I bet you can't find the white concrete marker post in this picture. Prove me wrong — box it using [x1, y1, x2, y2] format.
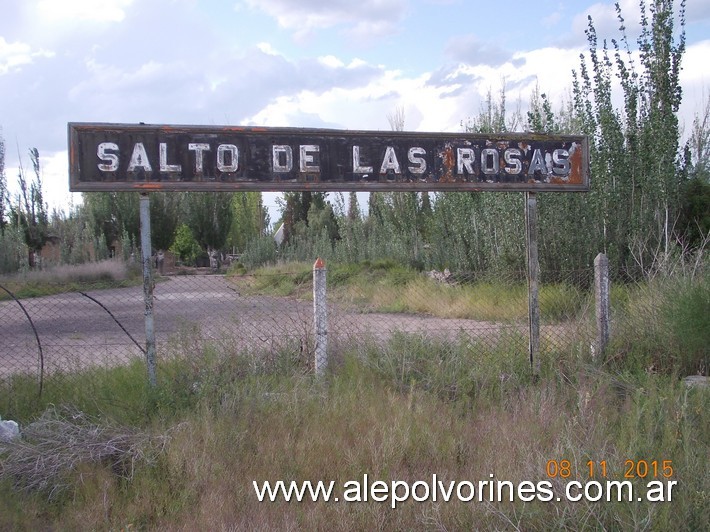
[313, 257, 328, 376]
[594, 252, 611, 362]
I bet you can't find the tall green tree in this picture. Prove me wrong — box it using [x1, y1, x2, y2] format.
[11, 148, 49, 267]
[149, 192, 182, 251]
[678, 93, 710, 249]
[572, 0, 687, 275]
[347, 191, 361, 221]
[227, 192, 269, 252]
[83, 191, 183, 255]
[83, 192, 140, 248]
[280, 191, 332, 244]
[185, 192, 234, 251]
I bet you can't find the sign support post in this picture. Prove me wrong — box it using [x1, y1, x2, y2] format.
[139, 193, 157, 387]
[525, 192, 541, 379]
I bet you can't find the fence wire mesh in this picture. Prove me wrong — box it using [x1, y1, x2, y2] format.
[1, 263, 605, 396]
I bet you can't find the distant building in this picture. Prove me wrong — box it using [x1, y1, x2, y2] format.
[273, 223, 285, 246]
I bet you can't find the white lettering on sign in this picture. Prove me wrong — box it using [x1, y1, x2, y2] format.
[352, 146, 373, 174]
[273, 145, 293, 173]
[481, 148, 499, 176]
[552, 149, 570, 177]
[217, 144, 239, 172]
[299, 145, 320, 172]
[97, 142, 119, 172]
[528, 148, 546, 176]
[504, 148, 522, 175]
[379, 146, 401, 175]
[408, 147, 426, 175]
[188, 143, 210, 175]
[457, 148, 475, 174]
[127, 142, 152, 172]
[91, 139, 575, 182]
[159, 142, 182, 173]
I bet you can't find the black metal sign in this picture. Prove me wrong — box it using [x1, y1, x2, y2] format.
[69, 123, 589, 192]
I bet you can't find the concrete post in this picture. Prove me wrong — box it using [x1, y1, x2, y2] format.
[139, 194, 157, 387]
[313, 257, 328, 376]
[525, 192, 541, 378]
[594, 252, 610, 362]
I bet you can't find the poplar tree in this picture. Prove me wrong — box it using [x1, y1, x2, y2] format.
[572, 0, 686, 275]
[12, 148, 49, 266]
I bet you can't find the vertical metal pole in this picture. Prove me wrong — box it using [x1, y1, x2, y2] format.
[313, 257, 328, 376]
[139, 193, 157, 387]
[525, 192, 541, 379]
[594, 252, 610, 362]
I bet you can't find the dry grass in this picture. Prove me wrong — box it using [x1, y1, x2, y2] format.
[0, 259, 129, 284]
[0, 259, 136, 300]
[0, 406, 165, 499]
[1, 266, 707, 530]
[2, 336, 707, 530]
[230, 261, 588, 323]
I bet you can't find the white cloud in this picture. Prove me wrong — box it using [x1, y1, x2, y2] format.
[445, 35, 513, 67]
[0, 37, 54, 75]
[678, 39, 710, 137]
[318, 55, 345, 68]
[37, 0, 134, 23]
[244, 0, 407, 40]
[257, 42, 280, 56]
[570, 0, 642, 41]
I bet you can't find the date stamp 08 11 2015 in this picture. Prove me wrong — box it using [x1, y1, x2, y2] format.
[545, 459, 677, 503]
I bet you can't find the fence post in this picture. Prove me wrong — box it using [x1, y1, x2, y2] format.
[594, 252, 611, 362]
[313, 257, 328, 376]
[525, 192, 541, 379]
[139, 193, 157, 387]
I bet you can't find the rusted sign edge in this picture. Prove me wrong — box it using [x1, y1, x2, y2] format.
[68, 122, 590, 193]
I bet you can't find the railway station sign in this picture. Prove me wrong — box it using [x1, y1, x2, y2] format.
[69, 123, 589, 192]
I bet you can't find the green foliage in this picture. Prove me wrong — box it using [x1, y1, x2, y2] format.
[571, 0, 687, 276]
[169, 224, 201, 265]
[665, 275, 710, 374]
[83, 191, 140, 249]
[347, 191, 360, 220]
[608, 264, 709, 375]
[239, 234, 277, 269]
[677, 176, 710, 250]
[10, 148, 49, 262]
[1, 332, 707, 530]
[226, 192, 268, 252]
[0, 225, 28, 273]
[184, 192, 233, 251]
[149, 192, 182, 251]
[82, 192, 181, 257]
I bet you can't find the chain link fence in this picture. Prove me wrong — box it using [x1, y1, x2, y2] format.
[1, 262, 611, 395]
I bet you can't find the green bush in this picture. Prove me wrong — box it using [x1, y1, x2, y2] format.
[664, 275, 710, 375]
[608, 270, 709, 375]
[169, 224, 201, 265]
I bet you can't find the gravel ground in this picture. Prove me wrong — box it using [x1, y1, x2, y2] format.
[1, 275, 568, 378]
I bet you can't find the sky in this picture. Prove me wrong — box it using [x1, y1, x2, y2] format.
[1, 0, 709, 223]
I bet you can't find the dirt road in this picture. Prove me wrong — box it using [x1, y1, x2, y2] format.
[0, 275, 525, 377]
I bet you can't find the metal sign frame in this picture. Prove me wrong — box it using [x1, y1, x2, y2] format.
[68, 122, 589, 193]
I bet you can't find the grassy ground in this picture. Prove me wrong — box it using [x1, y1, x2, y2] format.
[1, 337, 707, 530]
[1, 262, 707, 530]
[0, 260, 141, 301]
[228, 260, 590, 323]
